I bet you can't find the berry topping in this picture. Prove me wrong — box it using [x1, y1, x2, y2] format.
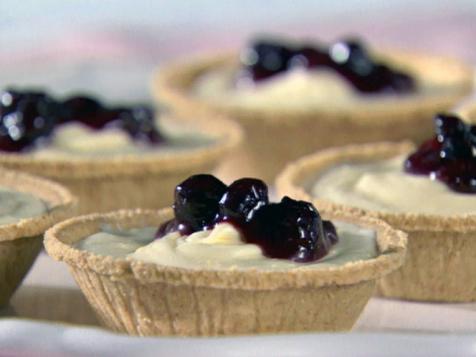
[404, 138, 442, 174]
[249, 197, 330, 262]
[62, 96, 105, 127]
[241, 41, 293, 81]
[157, 175, 338, 262]
[322, 219, 339, 244]
[173, 174, 228, 233]
[218, 178, 268, 223]
[0, 88, 164, 152]
[240, 37, 415, 94]
[0, 89, 59, 151]
[404, 113, 476, 193]
[117, 106, 164, 144]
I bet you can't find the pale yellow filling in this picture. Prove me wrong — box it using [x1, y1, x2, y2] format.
[31, 122, 213, 159]
[76, 222, 377, 271]
[312, 155, 476, 215]
[0, 186, 48, 225]
[192, 65, 442, 112]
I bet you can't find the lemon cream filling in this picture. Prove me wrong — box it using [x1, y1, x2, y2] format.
[0, 186, 48, 225]
[31, 122, 213, 158]
[312, 155, 475, 215]
[76, 222, 377, 270]
[192, 66, 443, 111]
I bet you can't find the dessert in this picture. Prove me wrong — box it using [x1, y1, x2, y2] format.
[44, 174, 406, 336]
[0, 168, 74, 306]
[276, 115, 476, 301]
[153, 36, 473, 181]
[0, 88, 242, 213]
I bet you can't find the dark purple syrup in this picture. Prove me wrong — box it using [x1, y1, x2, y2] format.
[157, 175, 338, 263]
[405, 113, 476, 194]
[0, 88, 164, 152]
[240, 38, 416, 94]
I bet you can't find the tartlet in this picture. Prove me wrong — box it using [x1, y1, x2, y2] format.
[0, 113, 242, 214]
[153, 42, 473, 182]
[44, 207, 405, 336]
[0, 168, 74, 306]
[276, 141, 476, 302]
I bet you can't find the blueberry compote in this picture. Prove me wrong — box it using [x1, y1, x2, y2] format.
[0, 88, 164, 152]
[404, 113, 476, 193]
[240, 37, 415, 94]
[157, 174, 338, 262]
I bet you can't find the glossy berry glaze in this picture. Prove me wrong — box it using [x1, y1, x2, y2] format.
[240, 38, 416, 94]
[0, 88, 164, 152]
[405, 114, 476, 193]
[157, 174, 338, 262]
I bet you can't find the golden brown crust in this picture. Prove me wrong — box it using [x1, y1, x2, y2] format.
[153, 51, 473, 181]
[276, 141, 476, 232]
[0, 168, 75, 241]
[44, 208, 406, 290]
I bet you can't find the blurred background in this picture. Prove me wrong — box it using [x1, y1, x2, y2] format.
[1, 0, 475, 102]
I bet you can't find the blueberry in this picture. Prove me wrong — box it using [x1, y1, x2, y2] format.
[334, 40, 415, 93]
[242, 40, 293, 81]
[293, 45, 330, 68]
[62, 96, 121, 129]
[156, 218, 198, 238]
[0, 89, 59, 151]
[387, 70, 416, 93]
[434, 113, 467, 140]
[173, 174, 227, 232]
[249, 196, 329, 262]
[0, 89, 166, 152]
[63, 96, 103, 121]
[333, 40, 374, 76]
[470, 125, 476, 146]
[156, 218, 178, 238]
[434, 114, 473, 160]
[322, 220, 338, 244]
[218, 178, 268, 224]
[404, 138, 442, 175]
[117, 105, 164, 144]
[158, 174, 340, 261]
[240, 37, 415, 93]
[405, 113, 476, 194]
[437, 159, 476, 193]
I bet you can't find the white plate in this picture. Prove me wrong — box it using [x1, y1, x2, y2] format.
[0, 318, 475, 357]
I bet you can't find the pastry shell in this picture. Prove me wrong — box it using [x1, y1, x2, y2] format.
[276, 141, 476, 302]
[0, 168, 75, 306]
[44, 208, 406, 336]
[153, 51, 473, 182]
[0, 115, 242, 214]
